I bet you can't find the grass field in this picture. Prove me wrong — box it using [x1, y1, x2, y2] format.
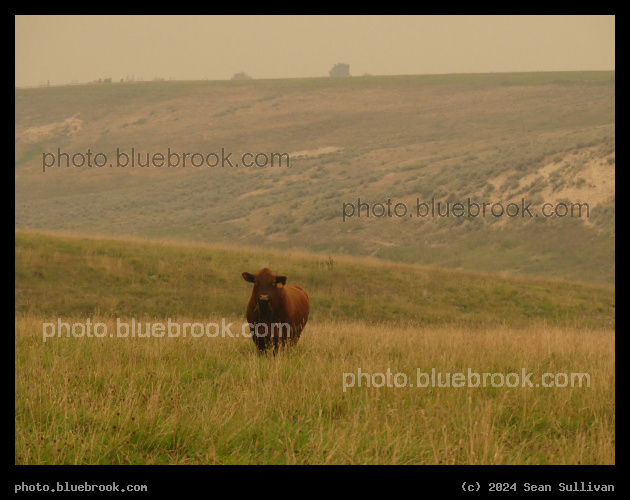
[15, 231, 615, 464]
[15, 319, 614, 465]
[15, 71, 614, 465]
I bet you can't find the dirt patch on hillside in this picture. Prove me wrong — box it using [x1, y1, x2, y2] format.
[289, 146, 342, 158]
[237, 188, 271, 200]
[519, 148, 615, 207]
[21, 115, 83, 143]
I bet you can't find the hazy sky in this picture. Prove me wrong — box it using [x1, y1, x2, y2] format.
[15, 15, 614, 87]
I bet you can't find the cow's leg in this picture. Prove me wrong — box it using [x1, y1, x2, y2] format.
[252, 326, 268, 354]
[272, 332, 280, 354]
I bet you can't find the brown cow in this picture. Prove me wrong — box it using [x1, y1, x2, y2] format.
[242, 268, 309, 354]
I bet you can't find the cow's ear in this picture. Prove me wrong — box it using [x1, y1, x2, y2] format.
[275, 275, 287, 286]
[242, 272, 255, 283]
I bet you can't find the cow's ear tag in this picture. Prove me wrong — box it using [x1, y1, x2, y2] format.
[276, 282, 283, 288]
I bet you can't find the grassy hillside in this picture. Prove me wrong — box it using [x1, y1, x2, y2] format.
[15, 231, 614, 329]
[15, 72, 615, 284]
[15, 231, 615, 464]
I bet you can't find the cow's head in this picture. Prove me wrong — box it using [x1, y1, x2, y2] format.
[242, 268, 287, 307]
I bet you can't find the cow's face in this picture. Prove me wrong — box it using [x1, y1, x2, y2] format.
[242, 268, 287, 306]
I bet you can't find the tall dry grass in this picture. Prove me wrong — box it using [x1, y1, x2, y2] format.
[15, 314, 614, 464]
